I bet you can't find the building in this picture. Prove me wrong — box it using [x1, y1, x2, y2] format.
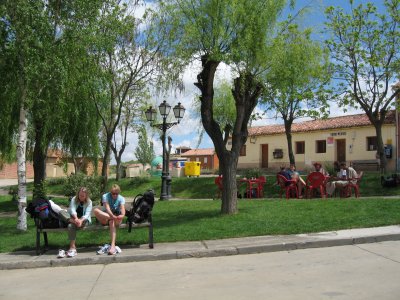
[237, 111, 398, 172]
[181, 148, 219, 170]
[0, 149, 104, 179]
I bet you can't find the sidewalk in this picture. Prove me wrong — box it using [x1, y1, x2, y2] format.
[1, 225, 399, 270]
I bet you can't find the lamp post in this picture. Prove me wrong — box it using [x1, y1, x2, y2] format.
[145, 100, 185, 200]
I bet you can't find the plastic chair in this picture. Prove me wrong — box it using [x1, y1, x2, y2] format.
[305, 172, 327, 198]
[214, 176, 223, 199]
[276, 174, 298, 199]
[257, 176, 267, 198]
[344, 171, 363, 198]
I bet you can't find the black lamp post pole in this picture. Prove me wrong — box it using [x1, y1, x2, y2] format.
[145, 100, 185, 201]
[160, 116, 169, 200]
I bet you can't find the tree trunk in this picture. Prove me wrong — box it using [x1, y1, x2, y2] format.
[16, 105, 27, 231]
[284, 120, 295, 165]
[115, 157, 121, 181]
[220, 153, 239, 214]
[33, 123, 47, 198]
[101, 135, 112, 192]
[374, 122, 387, 173]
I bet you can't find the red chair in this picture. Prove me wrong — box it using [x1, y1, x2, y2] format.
[257, 176, 267, 198]
[276, 174, 298, 199]
[214, 176, 223, 199]
[305, 172, 327, 198]
[344, 171, 363, 198]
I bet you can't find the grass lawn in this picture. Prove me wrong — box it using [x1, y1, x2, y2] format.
[0, 171, 399, 253]
[1, 194, 400, 253]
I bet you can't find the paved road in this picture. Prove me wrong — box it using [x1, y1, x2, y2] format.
[1, 240, 399, 300]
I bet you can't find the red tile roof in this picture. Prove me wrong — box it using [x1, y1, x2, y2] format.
[181, 148, 215, 156]
[249, 110, 396, 136]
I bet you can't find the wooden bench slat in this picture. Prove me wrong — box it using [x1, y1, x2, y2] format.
[39, 222, 151, 232]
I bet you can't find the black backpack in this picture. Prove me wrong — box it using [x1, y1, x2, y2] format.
[26, 198, 65, 228]
[126, 190, 155, 226]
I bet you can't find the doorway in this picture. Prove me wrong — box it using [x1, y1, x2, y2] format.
[261, 144, 268, 168]
[336, 139, 346, 163]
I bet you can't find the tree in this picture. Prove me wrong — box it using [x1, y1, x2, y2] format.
[134, 125, 155, 172]
[325, 0, 400, 172]
[261, 25, 331, 165]
[0, 0, 105, 229]
[157, 0, 290, 214]
[89, 1, 173, 189]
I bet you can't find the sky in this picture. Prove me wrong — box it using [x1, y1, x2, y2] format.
[115, 0, 390, 164]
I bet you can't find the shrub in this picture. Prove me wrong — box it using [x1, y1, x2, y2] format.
[130, 176, 151, 187]
[243, 168, 262, 179]
[46, 177, 67, 186]
[63, 173, 102, 202]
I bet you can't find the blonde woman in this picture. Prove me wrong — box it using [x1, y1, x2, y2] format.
[58, 187, 92, 258]
[94, 184, 126, 255]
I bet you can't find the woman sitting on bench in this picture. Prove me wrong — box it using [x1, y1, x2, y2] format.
[94, 184, 126, 255]
[58, 187, 93, 258]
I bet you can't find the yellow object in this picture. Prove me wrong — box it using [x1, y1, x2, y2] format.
[184, 161, 201, 177]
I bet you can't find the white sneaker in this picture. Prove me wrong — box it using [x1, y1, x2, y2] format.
[66, 249, 77, 258]
[115, 246, 122, 254]
[97, 244, 110, 255]
[57, 249, 65, 258]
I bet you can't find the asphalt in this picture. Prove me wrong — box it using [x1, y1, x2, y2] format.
[1, 225, 400, 270]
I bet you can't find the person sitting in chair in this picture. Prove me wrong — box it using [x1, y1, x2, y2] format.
[287, 164, 305, 198]
[312, 162, 329, 177]
[326, 162, 358, 197]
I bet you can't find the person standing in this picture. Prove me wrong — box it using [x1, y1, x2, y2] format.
[93, 184, 126, 255]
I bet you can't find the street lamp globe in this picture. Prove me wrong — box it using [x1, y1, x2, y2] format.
[145, 106, 156, 122]
[173, 102, 185, 123]
[158, 100, 171, 117]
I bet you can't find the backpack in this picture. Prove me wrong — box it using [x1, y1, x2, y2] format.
[26, 198, 65, 228]
[126, 190, 155, 226]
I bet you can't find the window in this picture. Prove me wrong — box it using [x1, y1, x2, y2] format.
[295, 141, 305, 154]
[367, 136, 377, 151]
[316, 140, 326, 153]
[240, 145, 246, 156]
[204, 157, 208, 163]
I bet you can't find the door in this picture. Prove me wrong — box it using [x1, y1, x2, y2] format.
[336, 139, 346, 162]
[261, 144, 268, 168]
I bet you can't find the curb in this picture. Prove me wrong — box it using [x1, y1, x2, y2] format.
[1, 227, 400, 270]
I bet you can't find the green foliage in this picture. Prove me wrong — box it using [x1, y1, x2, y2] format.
[32, 181, 47, 200]
[46, 177, 67, 186]
[325, 0, 400, 109]
[243, 169, 263, 179]
[130, 176, 151, 187]
[63, 173, 103, 202]
[134, 125, 155, 168]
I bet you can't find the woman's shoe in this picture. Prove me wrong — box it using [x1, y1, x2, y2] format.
[108, 248, 117, 255]
[66, 249, 77, 258]
[57, 249, 66, 258]
[97, 244, 110, 255]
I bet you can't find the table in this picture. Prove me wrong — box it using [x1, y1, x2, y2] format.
[238, 178, 261, 198]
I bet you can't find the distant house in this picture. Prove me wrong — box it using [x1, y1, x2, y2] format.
[175, 146, 191, 155]
[181, 148, 219, 170]
[0, 149, 104, 179]
[237, 110, 398, 172]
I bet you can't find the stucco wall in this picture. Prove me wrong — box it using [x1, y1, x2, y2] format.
[238, 124, 396, 171]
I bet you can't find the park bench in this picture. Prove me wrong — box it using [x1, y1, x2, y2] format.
[34, 205, 153, 255]
[350, 160, 379, 171]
